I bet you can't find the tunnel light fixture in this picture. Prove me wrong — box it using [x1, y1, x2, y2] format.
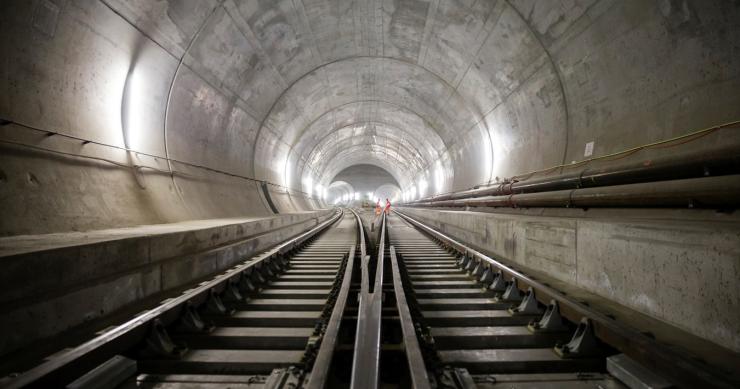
[367, 192, 373, 200]
[315, 183, 323, 199]
[354, 192, 360, 201]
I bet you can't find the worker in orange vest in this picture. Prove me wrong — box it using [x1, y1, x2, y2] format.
[384, 198, 391, 215]
[375, 200, 382, 216]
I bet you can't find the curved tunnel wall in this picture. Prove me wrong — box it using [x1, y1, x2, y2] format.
[330, 164, 400, 203]
[1, 0, 739, 235]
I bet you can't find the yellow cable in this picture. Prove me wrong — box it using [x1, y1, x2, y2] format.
[507, 119, 740, 182]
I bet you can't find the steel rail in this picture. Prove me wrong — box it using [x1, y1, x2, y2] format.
[306, 243, 357, 389]
[4, 210, 344, 389]
[388, 246, 431, 389]
[348, 209, 369, 293]
[350, 212, 386, 389]
[394, 209, 738, 389]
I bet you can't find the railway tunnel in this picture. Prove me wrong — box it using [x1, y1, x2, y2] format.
[1, 0, 739, 387]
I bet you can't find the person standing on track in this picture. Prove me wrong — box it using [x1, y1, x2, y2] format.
[384, 198, 391, 215]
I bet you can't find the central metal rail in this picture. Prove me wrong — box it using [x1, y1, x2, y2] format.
[350, 211, 385, 389]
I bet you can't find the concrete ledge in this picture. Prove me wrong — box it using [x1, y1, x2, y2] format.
[398, 207, 740, 353]
[0, 210, 334, 357]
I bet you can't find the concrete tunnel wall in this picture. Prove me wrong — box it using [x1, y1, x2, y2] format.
[1, 1, 739, 236]
[331, 165, 401, 202]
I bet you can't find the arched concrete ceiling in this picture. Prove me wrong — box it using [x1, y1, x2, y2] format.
[147, 0, 572, 195]
[58, 0, 739, 198]
[326, 180, 354, 205]
[331, 164, 399, 191]
[255, 55, 490, 192]
[2, 0, 738, 234]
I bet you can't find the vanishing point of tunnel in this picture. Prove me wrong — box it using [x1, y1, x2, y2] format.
[0, 1, 739, 388]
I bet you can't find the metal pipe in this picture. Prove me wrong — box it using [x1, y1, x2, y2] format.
[414, 174, 740, 209]
[413, 145, 740, 205]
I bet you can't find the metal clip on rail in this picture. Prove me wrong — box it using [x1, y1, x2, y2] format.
[528, 300, 569, 333]
[509, 287, 543, 316]
[555, 318, 605, 358]
[175, 302, 214, 334]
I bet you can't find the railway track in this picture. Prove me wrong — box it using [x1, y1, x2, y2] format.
[2, 208, 738, 388]
[386, 211, 739, 389]
[386, 214, 619, 388]
[1, 210, 359, 388]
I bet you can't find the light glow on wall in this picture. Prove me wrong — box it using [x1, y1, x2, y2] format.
[354, 192, 360, 200]
[418, 177, 428, 199]
[122, 66, 144, 150]
[304, 176, 313, 197]
[406, 185, 416, 200]
[283, 158, 291, 189]
[434, 161, 444, 193]
[482, 128, 493, 184]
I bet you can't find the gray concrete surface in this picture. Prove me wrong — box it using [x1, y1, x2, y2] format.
[0, 0, 738, 368]
[329, 164, 401, 204]
[0, 210, 333, 357]
[398, 207, 740, 353]
[2, 0, 739, 234]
